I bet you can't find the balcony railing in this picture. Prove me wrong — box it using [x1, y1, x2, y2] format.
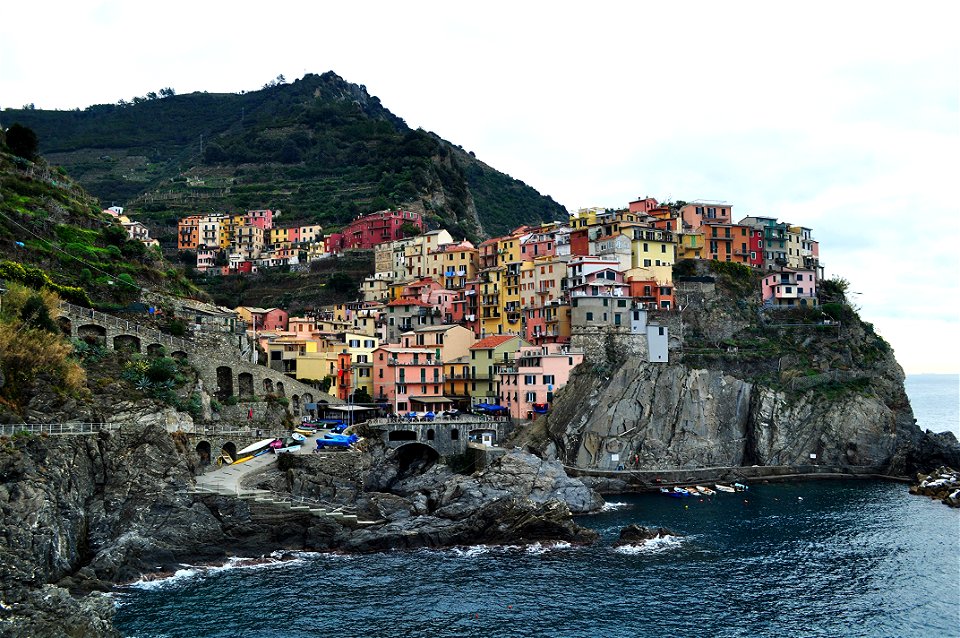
[387, 359, 443, 366]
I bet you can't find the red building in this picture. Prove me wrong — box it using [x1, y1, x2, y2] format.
[326, 209, 425, 252]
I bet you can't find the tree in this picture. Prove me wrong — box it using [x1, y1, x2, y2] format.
[327, 272, 355, 294]
[159, 87, 175, 98]
[400, 221, 421, 237]
[5, 123, 39, 161]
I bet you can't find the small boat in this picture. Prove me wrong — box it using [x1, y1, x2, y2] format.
[232, 455, 255, 465]
[215, 454, 234, 468]
[273, 444, 302, 454]
[268, 439, 284, 449]
[236, 438, 278, 457]
[671, 487, 692, 497]
[293, 427, 316, 436]
[734, 482, 750, 492]
[290, 432, 307, 443]
[715, 484, 736, 493]
[697, 485, 716, 496]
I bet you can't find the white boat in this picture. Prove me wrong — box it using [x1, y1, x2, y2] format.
[715, 484, 736, 493]
[273, 444, 302, 454]
[697, 485, 716, 495]
[236, 437, 278, 457]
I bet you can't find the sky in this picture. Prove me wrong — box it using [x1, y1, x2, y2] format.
[2, 1, 958, 374]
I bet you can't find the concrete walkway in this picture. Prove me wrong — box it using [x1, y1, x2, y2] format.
[195, 430, 320, 495]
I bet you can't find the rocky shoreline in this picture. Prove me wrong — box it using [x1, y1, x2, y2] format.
[2, 420, 958, 638]
[909, 466, 960, 508]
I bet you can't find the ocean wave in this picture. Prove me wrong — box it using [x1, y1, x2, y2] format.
[125, 553, 306, 589]
[451, 545, 494, 557]
[525, 541, 573, 555]
[600, 501, 630, 512]
[613, 535, 684, 555]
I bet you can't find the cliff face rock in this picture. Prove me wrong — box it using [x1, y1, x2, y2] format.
[527, 357, 915, 472]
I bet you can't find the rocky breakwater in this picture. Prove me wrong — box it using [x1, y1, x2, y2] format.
[613, 524, 682, 548]
[909, 467, 960, 508]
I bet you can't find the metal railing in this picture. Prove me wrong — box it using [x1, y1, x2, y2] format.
[0, 422, 124, 436]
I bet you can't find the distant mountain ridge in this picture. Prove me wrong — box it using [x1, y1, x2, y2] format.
[4, 72, 566, 244]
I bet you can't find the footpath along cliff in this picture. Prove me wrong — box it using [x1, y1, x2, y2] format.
[515, 261, 959, 481]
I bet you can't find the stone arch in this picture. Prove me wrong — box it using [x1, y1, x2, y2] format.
[196, 440, 211, 465]
[113, 334, 141, 353]
[276, 381, 285, 397]
[263, 378, 274, 394]
[388, 430, 417, 442]
[291, 394, 300, 416]
[222, 441, 237, 460]
[301, 392, 313, 406]
[426, 428, 435, 441]
[392, 442, 440, 474]
[450, 428, 460, 441]
[77, 324, 107, 346]
[237, 372, 254, 398]
[57, 316, 72, 337]
[216, 366, 234, 401]
[171, 350, 188, 361]
[147, 343, 166, 357]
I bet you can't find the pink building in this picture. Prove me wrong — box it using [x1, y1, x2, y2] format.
[680, 202, 733, 231]
[245, 209, 275, 230]
[628, 197, 659, 214]
[250, 307, 289, 331]
[326, 209, 425, 253]
[520, 231, 557, 261]
[373, 346, 450, 414]
[498, 344, 584, 419]
[761, 269, 817, 308]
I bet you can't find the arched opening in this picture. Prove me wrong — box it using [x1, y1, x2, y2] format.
[301, 392, 313, 405]
[276, 381, 285, 397]
[113, 334, 141, 353]
[195, 440, 211, 465]
[77, 324, 107, 347]
[450, 428, 459, 441]
[291, 394, 300, 416]
[147, 343, 166, 357]
[426, 428, 435, 441]
[222, 441, 237, 460]
[171, 350, 188, 361]
[263, 378, 274, 394]
[216, 366, 234, 401]
[393, 442, 440, 475]
[237, 372, 254, 398]
[388, 430, 417, 442]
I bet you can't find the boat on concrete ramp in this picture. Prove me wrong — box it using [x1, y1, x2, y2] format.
[236, 438, 278, 457]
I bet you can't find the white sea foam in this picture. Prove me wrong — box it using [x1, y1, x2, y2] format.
[125, 553, 305, 589]
[600, 501, 629, 512]
[451, 545, 493, 558]
[613, 534, 684, 555]
[525, 541, 573, 555]
[127, 567, 202, 590]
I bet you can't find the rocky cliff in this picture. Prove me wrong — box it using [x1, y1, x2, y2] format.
[516, 263, 952, 477]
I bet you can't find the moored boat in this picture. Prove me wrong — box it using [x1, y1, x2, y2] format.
[697, 485, 716, 496]
[232, 454, 255, 465]
[273, 444, 302, 454]
[734, 482, 749, 492]
[715, 484, 736, 493]
[290, 432, 307, 443]
[236, 438, 278, 457]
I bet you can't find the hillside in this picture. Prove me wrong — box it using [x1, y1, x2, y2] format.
[0, 147, 197, 306]
[4, 72, 567, 245]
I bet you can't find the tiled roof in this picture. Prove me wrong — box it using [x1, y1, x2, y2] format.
[470, 335, 517, 350]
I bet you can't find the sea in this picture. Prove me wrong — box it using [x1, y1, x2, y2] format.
[115, 375, 960, 638]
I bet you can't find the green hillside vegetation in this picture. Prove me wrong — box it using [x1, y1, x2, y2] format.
[5, 72, 567, 244]
[0, 147, 198, 307]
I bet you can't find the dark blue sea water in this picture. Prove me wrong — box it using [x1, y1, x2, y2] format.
[905, 374, 959, 438]
[115, 376, 960, 638]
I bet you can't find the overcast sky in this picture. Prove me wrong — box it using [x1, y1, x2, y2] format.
[2, 1, 958, 374]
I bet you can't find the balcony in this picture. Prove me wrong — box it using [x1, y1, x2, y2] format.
[507, 312, 521, 323]
[387, 358, 443, 366]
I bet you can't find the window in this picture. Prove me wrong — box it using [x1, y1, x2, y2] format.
[617, 299, 627, 307]
[543, 375, 555, 385]
[643, 259, 651, 267]
[586, 312, 594, 321]
[797, 274, 804, 281]
[524, 375, 536, 384]
[526, 392, 537, 402]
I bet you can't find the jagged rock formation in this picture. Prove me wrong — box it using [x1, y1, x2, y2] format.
[613, 524, 680, 547]
[0, 428, 600, 636]
[516, 265, 951, 476]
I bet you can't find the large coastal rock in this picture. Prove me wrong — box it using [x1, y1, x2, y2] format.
[343, 450, 601, 552]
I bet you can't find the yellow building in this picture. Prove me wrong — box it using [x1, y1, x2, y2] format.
[468, 334, 531, 407]
[628, 227, 676, 269]
[676, 230, 704, 260]
[479, 268, 505, 336]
